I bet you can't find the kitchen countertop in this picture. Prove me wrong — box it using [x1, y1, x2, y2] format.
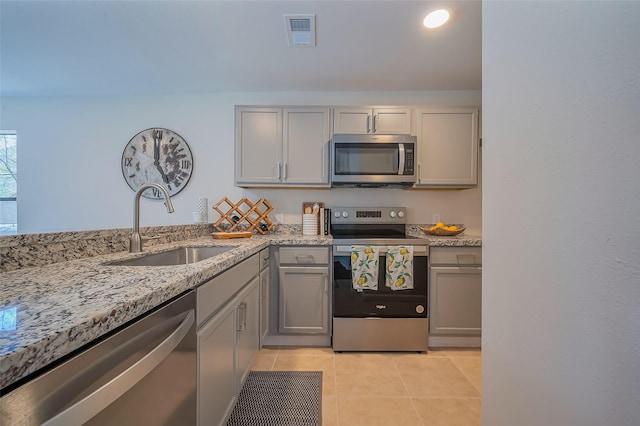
[0, 232, 480, 391]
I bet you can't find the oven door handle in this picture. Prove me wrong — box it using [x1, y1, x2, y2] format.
[42, 310, 195, 426]
[334, 245, 428, 256]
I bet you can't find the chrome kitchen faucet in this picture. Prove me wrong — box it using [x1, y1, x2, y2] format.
[130, 183, 174, 253]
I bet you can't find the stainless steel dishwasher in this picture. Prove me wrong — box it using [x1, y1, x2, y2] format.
[0, 290, 196, 425]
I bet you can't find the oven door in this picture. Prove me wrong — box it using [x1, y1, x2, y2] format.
[332, 245, 428, 318]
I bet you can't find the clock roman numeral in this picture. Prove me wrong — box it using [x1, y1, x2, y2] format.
[151, 187, 161, 198]
[181, 160, 192, 169]
[124, 157, 133, 167]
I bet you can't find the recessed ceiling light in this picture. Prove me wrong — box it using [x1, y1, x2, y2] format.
[423, 9, 450, 29]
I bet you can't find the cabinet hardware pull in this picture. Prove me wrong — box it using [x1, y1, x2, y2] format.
[295, 254, 315, 262]
[372, 114, 377, 133]
[237, 303, 247, 333]
[456, 254, 477, 263]
[366, 115, 371, 133]
[277, 162, 282, 180]
[283, 162, 287, 180]
[243, 302, 248, 330]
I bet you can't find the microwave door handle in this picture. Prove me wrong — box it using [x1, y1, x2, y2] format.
[398, 144, 405, 175]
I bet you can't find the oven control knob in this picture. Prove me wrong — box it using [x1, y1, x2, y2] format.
[334, 211, 341, 218]
[389, 211, 396, 218]
[342, 211, 349, 218]
[416, 305, 425, 314]
[397, 211, 405, 218]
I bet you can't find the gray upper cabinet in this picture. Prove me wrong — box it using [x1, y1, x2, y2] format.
[235, 106, 330, 187]
[333, 107, 412, 135]
[416, 108, 479, 188]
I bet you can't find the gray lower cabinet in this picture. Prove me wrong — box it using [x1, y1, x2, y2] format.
[197, 299, 237, 426]
[235, 278, 260, 387]
[196, 254, 260, 426]
[278, 247, 330, 334]
[429, 247, 482, 336]
[259, 248, 270, 346]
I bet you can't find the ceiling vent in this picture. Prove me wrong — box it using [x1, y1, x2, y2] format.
[284, 14, 316, 47]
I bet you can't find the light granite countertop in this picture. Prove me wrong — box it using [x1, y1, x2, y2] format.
[0, 232, 480, 391]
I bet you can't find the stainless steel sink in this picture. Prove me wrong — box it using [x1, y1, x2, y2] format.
[108, 246, 237, 266]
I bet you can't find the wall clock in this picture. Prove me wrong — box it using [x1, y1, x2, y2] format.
[121, 128, 194, 199]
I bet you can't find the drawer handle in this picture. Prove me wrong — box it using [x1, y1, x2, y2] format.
[295, 254, 315, 262]
[456, 254, 477, 263]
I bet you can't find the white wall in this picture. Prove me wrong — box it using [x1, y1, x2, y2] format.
[2, 90, 481, 234]
[483, 2, 640, 425]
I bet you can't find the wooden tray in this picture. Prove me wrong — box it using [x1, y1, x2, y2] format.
[211, 231, 253, 239]
[418, 225, 466, 236]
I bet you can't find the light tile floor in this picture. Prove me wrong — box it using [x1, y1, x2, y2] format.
[251, 346, 481, 426]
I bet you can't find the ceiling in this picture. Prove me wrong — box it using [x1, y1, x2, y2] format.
[0, 0, 482, 97]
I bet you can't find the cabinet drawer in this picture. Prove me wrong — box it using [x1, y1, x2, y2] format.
[430, 247, 482, 266]
[197, 253, 259, 326]
[279, 247, 329, 265]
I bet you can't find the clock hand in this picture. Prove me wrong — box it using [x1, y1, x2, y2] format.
[156, 164, 170, 184]
[153, 135, 160, 166]
[151, 131, 169, 184]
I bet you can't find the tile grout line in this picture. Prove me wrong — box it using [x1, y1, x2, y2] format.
[448, 353, 482, 396]
[331, 351, 340, 426]
[393, 354, 428, 426]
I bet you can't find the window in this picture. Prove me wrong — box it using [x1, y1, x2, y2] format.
[0, 132, 17, 235]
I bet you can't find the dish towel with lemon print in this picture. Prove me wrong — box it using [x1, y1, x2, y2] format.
[385, 246, 414, 291]
[351, 246, 379, 291]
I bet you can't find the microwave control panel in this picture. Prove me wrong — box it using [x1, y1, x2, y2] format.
[404, 147, 415, 175]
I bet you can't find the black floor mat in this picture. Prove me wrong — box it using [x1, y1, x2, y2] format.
[226, 371, 322, 426]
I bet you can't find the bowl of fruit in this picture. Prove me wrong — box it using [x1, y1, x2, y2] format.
[418, 222, 466, 236]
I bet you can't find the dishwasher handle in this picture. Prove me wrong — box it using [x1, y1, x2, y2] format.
[42, 309, 195, 426]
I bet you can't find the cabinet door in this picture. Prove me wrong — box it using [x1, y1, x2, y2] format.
[429, 266, 482, 336]
[333, 107, 373, 134]
[197, 301, 237, 426]
[282, 107, 331, 186]
[279, 266, 329, 334]
[235, 107, 283, 185]
[259, 266, 270, 346]
[333, 107, 412, 134]
[236, 277, 260, 388]
[416, 108, 479, 187]
[373, 108, 412, 134]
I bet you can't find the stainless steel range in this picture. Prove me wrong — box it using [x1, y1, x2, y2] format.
[331, 207, 429, 352]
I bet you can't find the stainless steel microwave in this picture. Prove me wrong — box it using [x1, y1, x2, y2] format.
[330, 134, 417, 187]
